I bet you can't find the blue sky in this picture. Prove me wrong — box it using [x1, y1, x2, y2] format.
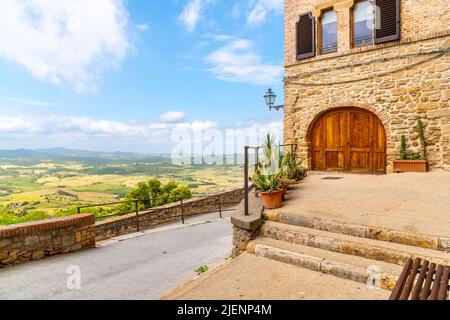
[0, 0, 284, 153]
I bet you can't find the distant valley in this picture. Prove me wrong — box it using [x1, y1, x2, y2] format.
[0, 148, 244, 225]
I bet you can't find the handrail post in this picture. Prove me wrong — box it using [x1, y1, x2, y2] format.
[181, 199, 185, 224]
[254, 147, 259, 174]
[135, 200, 140, 232]
[77, 207, 81, 214]
[244, 146, 249, 216]
[218, 196, 222, 219]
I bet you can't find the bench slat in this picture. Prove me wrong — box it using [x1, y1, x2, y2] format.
[429, 265, 443, 300]
[400, 258, 421, 300]
[437, 266, 449, 301]
[389, 258, 413, 300]
[411, 259, 429, 300]
[420, 263, 436, 300]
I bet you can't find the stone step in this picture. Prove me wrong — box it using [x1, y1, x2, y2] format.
[261, 221, 450, 267]
[248, 237, 401, 291]
[267, 211, 450, 252]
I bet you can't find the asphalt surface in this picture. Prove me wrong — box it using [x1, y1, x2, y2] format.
[0, 212, 233, 300]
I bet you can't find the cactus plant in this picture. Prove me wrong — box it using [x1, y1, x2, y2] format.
[400, 135, 406, 160]
[417, 119, 427, 160]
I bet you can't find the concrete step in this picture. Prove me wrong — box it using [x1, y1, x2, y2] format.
[261, 221, 450, 266]
[267, 211, 450, 252]
[248, 237, 402, 290]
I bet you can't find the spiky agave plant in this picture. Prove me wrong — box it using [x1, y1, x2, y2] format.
[260, 133, 281, 174]
[281, 152, 307, 181]
[249, 170, 283, 193]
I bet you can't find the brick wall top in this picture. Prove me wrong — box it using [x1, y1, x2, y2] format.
[0, 214, 94, 238]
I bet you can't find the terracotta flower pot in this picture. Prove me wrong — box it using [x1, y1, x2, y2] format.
[260, 189, 283, 209]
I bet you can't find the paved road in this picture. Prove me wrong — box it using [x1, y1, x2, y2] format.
[0, 212, 233, 300]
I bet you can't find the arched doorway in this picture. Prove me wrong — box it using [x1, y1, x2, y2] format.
[310, 107, 386, 174]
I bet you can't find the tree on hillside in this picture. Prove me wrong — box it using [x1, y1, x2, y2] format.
[119, 179, 192, 213]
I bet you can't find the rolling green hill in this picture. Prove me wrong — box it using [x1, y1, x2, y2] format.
[0, 148, 244, 225]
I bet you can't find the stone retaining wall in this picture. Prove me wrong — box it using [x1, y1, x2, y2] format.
[95, 187, 246, 241]
[0, 214, 95, 266]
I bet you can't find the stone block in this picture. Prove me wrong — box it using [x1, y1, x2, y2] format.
[32, 251, 45, 260]
[280, 212, 314, 228]
[0, 250, 9, 261]
[24, 236, 39, 246]
[321, 260, 368, 283]
[0, 238, 11, 248]
[439, 237, 450, 252]
[308, 235, 340, 252]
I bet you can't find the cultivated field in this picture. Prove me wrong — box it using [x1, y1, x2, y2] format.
[0, 152, 244, 225]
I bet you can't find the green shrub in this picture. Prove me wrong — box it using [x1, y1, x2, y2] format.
[195, 265, 209, 275]
[0, 209, 50, 226]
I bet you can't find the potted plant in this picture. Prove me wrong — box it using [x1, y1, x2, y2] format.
[393, 120, 429, 173]
[250, 171, 283, 209]
[281, 152, 307, 183]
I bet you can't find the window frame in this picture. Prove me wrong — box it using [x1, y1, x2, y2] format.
[318, 8, 338, 55]
[351, 0, 376, 49]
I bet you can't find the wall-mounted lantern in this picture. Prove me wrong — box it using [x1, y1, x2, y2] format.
[264, 88, 284, 111]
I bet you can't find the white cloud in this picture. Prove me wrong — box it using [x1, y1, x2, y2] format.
[0, 113, 283, 153]
[159, 111, 187, 123]
[0, 0, 131, 92]
[205, 38, 283, 85]
[135, 23, 149, 31]
[247, 0, 283, 26]
[0, 113, 217, 139]
[178, 0, 213, 32]
[1, 97, 56, 107]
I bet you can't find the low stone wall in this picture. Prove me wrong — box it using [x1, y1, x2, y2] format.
[230, 191, 263, 257]
[95, 187, 246, 241]
[0, 214, 95, 266]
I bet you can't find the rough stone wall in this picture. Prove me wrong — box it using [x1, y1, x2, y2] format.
[284, 0, 450, 172]
[95, 187, 247, 241]
[231, 225, 260, 258]
[0, 214, 95, 266]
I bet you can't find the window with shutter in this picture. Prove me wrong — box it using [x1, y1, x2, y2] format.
[296, 12, 316, 60]
[375, 0, 400, 44]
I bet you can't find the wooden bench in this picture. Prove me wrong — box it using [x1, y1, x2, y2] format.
[389, 258, 449, 300]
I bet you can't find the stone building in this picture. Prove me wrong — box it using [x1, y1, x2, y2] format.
[284, 0, 450, 173]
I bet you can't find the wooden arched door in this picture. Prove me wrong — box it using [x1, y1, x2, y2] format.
[311, 108, 386, 174]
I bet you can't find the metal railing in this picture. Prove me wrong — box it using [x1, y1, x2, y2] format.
[243, 143, 298, 216]
[76, 192, 242, 232]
